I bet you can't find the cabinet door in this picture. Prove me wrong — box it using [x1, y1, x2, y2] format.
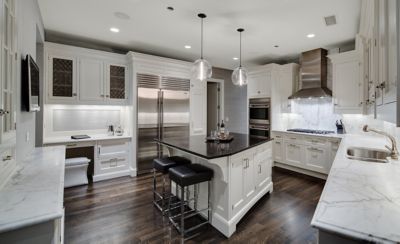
[247, 71, 271, 98]
[333, 60, 363, 113]
[79, 58, 104, 101]
[230, 155, 245, 216]
[256, 145, 272, 189]
[49, 55, 77, 100]
[304, 146, 328, 174]
[190, 80, 206, 135]
[108, 65, 126, 100]
[243, 154, 255, 199]
[383, 0, 397, 104]
[284, 142, 303, 167]
[273, 139, 283, 162]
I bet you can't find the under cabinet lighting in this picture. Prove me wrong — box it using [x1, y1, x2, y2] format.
[233, 57, 239, 60]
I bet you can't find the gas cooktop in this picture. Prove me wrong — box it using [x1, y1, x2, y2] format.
[287, 129, 335, 135]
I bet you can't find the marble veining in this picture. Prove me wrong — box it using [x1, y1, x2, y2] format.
[311, 134, 400, 243]
[0, 146, 66, 233]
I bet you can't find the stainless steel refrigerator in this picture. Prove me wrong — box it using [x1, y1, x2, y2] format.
[137, 74, 190, 174]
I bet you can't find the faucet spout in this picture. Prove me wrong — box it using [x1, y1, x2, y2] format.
[363, 125, 399, 160]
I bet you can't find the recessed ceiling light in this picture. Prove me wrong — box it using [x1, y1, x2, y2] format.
[167, 6, 174, 11]
[110, 27, 120, 33]
[233, 57, 239, 60]
[184, 45, 191, 49]
[307, 33, 315, 38]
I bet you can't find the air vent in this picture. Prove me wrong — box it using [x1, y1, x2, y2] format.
[161, 76, 190, 91]
[324, 15, 337, 26]
[137, 73, 160, 89]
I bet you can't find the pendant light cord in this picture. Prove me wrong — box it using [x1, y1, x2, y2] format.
[201, 17, 204, 59]
[239, 31, 242, 67]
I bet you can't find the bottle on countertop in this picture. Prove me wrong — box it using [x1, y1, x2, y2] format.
[220, 120, 225, 134]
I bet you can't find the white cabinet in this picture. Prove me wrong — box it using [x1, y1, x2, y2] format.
[79, 58, 104, 101]
[284, 142, 303, 167]
[247, 65, 274, 98]
[230, 154, 246, 216]
[45, 42, 128, 105]
[190, 79, 207, 135]
[48, 55, 78, 101]
[94, 139, 130, 182]
[304, 146, 328, 173]
[230, 142, 272, 217]
[329, 51, 364, 114]
[255, 144, 272, 189]
[273, 132, 341, 175]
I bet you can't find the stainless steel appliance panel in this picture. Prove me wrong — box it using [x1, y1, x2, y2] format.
[137, 87, 161, 174]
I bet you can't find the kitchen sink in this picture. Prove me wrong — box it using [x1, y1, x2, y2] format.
[346, 147, 391, 163]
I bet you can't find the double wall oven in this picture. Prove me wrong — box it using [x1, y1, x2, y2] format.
[249, 98, 270, 139]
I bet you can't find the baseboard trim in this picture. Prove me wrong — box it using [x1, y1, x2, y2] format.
[93, 170, 131, 182]
[273, 162, 327, 180]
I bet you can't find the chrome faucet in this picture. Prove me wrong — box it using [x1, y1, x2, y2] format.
[363, 125, 399, 160]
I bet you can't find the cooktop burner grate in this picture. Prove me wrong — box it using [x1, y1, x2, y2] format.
[287, 129, 335, 135]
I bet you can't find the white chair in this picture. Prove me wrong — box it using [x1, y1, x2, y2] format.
[64, 157, 90, 188]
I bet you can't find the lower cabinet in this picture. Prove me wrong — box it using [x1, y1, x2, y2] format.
[230, 142, 272, 217]
[273, 132, 341, 175]
[94, 139, 131, 181]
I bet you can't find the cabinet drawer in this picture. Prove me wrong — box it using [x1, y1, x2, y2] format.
[283, 134, 302, 142]
[97, 156, 128, 173]
[304, 146, 328, 173]
[98, 140, 129, 157]
[303, 136, 328, 147]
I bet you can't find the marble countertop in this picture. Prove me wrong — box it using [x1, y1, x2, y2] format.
[311, 134, 400, 243]
[156, 133, 272, 159]
[272, 129, 344, 139]
[0, 146, 66, 233]
[43, 134, 132, 145]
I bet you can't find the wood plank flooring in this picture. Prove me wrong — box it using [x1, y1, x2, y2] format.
[64, 167, 325, 244]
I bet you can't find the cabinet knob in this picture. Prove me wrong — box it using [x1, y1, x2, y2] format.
[72, 93, 77, 97]
[106, 95, 110, 98]
[257, 91, 260, 94]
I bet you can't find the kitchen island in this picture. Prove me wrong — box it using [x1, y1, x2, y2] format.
[156, 133, 273, 237]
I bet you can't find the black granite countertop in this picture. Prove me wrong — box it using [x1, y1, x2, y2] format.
[155, 133, 272, 159]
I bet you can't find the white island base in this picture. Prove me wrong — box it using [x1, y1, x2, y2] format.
[164, 141, 273, 237]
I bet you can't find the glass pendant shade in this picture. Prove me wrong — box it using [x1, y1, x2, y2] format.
[231, 66, 248, 86]
[191, 58, 212, 81]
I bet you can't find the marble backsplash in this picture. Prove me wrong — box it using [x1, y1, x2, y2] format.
[279, 97, 400, 139]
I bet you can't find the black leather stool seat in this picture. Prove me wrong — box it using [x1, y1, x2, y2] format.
[169, 164, 213, 187]
[153, 156, 191, 174]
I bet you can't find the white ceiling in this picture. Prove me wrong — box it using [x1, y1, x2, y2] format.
[37, 0, 361, 70]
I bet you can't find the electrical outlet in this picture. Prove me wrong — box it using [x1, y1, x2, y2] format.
[25, 132, 29, 142]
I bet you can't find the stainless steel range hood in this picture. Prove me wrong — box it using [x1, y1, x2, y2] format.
[288, 48, 332, 99]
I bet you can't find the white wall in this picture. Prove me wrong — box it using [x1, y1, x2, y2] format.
[16, 0, 45, 159]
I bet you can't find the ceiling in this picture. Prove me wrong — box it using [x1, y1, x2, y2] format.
[37, 0, 361, 70]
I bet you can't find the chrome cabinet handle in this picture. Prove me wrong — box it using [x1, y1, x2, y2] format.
[0, 109, 9, 116]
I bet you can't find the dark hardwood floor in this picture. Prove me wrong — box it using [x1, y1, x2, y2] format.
[64, 168, 325, 244]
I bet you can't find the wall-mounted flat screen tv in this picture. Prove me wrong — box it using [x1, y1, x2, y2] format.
[22, 54, 40, 112]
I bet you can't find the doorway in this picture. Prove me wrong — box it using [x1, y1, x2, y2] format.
[207, 79, 224, 134]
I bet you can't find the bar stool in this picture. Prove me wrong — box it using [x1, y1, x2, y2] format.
[152, 156, 191, 213]
[167, 164, 213, 239]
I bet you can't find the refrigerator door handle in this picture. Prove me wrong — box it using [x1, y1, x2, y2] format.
[160, 90, 164, 138]
[157, 90, 161, 139]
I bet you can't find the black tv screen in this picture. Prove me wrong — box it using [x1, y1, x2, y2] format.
[22, 54, 40, 112]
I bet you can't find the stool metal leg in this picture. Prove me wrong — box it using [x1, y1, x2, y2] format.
[153, 169, 157, 203]
[194, 184, 198, 211]
[208, 181, 211, 223]
[180, 185, 185, 238]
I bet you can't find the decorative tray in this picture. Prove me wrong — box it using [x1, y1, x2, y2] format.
[205, 135, 234, 143]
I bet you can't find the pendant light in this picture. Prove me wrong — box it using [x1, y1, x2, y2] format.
[191, 13, 212, 81]
[232, 28, 248, 86]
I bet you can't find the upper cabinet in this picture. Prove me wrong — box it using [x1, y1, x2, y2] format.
[45, 42, 129, 105]
[329, 51, 364, 114]
[358, 0, 399, 124]
[247, 65, 274, 98]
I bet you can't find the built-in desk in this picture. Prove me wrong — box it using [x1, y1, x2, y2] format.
[156, 133, 273, 237]
[44, 134, 134, 181]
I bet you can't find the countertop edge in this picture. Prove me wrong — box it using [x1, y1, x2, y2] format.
[43, 135, 132, 144]
[156, 137, 273, 160]
[272, 130, 344, 139]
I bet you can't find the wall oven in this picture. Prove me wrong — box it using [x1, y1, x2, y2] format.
[249, 98, 270, 139]
[249, 98, 270, 124]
